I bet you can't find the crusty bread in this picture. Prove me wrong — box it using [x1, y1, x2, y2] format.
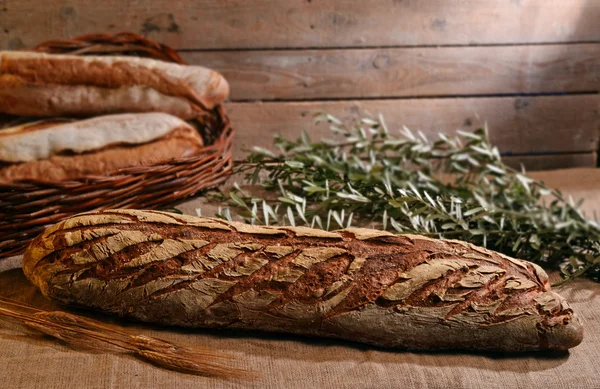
[0, 112, 200, 163]
[0, 80, 196, 119]
[0, 51, 229, 119]
[23, 209, 584, 352]
[0, 113, 204, 183]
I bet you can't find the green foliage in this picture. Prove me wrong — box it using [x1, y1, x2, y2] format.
[211, 113, 600, 283]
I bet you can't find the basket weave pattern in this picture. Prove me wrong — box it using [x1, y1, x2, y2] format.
[0, 33, 233, 258]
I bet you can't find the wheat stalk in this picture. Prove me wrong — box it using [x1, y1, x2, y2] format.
[0, 297, 256, 380]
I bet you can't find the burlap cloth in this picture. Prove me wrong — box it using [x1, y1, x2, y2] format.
[1, 168, 599, 389]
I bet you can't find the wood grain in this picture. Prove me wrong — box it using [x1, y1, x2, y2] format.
[1, 1, 599, 50]
[227, 95, 600, 158]
[184, 44, 600, 100]
[503, 153, 596, 171]
[1, 0, 597, 173]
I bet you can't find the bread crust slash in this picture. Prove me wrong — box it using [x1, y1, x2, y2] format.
[23, 209, 584, 351]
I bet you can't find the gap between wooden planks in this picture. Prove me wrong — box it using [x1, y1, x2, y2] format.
[183, 44, 600, 101]
[226, 95, 600, 159]
[502, 153, 596, 171]
[2, 0, 599, 50]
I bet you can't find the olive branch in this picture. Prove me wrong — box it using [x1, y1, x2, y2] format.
[207, 113, 600, 283]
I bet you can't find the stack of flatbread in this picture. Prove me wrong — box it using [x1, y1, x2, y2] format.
[0, 51, 229, 183]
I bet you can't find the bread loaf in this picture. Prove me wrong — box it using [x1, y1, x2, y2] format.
[0, 51, 229, 119]
[0, 113, 204, 182]
[23, 209, 584, 351]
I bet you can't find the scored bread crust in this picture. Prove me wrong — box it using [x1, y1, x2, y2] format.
[0, 51, 229, 118]
[23, 209, 584, 351]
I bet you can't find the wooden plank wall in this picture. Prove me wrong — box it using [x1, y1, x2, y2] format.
[2, 0, 599, 170]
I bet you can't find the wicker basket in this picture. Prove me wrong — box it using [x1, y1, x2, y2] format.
[0, 33, 233, 258]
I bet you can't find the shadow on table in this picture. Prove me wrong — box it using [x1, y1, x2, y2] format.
[0, 268, 571, 373]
